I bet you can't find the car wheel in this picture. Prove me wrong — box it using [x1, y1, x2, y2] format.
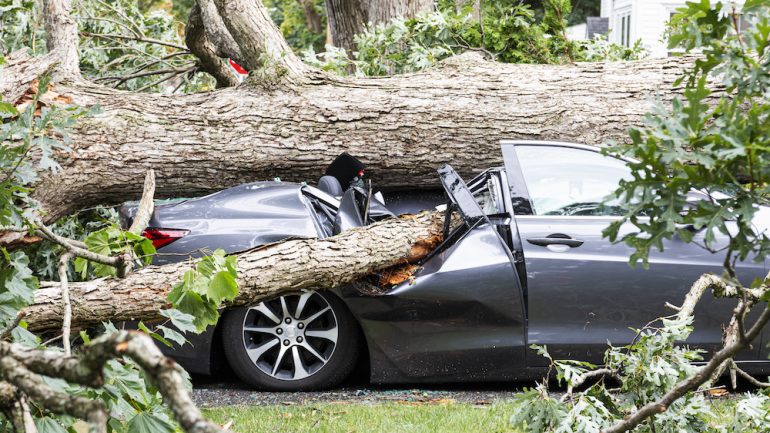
[221, 291, 361, 391]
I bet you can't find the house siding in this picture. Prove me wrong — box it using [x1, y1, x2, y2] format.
[599, 0, 745, 57]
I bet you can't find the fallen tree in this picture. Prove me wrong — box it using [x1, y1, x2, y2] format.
[11, 52, 700, 223]
[0, 0, 705, 225]
[23, 211, 443, 332]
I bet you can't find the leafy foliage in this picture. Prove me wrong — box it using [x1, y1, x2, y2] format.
[0, 76, 95, 227]
[265, 0, 326, 53]
[0, 55, 235, 432]
[1, 0, 214, 93]
[0, 0, 45, 55]
[304, 0, 646, 77]
[0, 249, 37, 330]
[167, 249, 239, 332]
[74, 225, 156, 278]
[27, 206, 120, 281]
[604, 0, 770, 270]
[75, 0, 215, 93]
[511, 319, 728, 433]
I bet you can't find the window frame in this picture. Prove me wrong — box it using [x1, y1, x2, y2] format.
[500, 141, 637, 217]
[615, 7, 632, 47]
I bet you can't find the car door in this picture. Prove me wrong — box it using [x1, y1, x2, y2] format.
[341, 165, 529, 383]
[501, 141, 766, 366]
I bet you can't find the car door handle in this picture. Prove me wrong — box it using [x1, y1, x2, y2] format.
[526, 235, 584, 248]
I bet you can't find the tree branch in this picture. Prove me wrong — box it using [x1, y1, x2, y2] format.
[603, 297, 770, 433]
[35, 223, 119, 267]
[186, 2, 241, 88]
[79, 32, 189, 51]
[128, 169, 156, 234]
[212, 0, 309, 81]
[196, 0, 244, 62]
[58, 252, 74, 356]
[0, 356, 108, 433]
[43, 0, 81, 80]
[1, 332, 226, 433]
[109, 332, 225, 433]
[731, 360, 770, 388]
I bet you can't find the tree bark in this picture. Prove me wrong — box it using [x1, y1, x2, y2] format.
[19, 53, 697, 223]
[212, 0, 308, 78]
[23, 212, 444, 331]
[195, 0, 244, 62]
[325, 0, 435, 52]
[42, 0, 80, 80]
[185, 3, 241, 88]
[0, 49, 60, 103]
[298, 0, 324, 34]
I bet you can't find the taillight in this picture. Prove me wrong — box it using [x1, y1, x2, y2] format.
[142, 228, 189, 249]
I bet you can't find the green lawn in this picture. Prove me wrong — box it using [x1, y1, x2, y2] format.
[203, 401, 520, 433]
[202, 396, 740, 433]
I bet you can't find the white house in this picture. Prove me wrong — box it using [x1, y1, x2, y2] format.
[569, 0, 746, 57]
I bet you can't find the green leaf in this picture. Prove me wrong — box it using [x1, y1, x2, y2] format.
[207, 271, 238, 305]
[126, 412, 175, 433]
[11, 326, 39, 347]
[157, 325, 187, 346]
[159, 309, 197, 334]
[137, 321, 167, 346]
[0, 101, 18, 117]
[171, 289, 219, 332]
[34, 417, 68, 433]
[744, 0, 770, 13]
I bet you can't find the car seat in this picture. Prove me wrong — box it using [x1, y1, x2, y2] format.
[318, 175, 344, 197]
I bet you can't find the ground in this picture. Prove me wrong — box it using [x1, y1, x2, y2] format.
[193, 380, 530, 433]
[192, 379, 737, 433]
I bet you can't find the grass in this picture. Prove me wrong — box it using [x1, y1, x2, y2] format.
[203, 401, 521, 433]
[201, 394, 743, 433]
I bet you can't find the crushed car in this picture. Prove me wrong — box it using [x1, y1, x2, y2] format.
[120, 141, 770, 391]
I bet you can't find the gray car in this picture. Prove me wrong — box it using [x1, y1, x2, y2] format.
[121, 141, 770, 391]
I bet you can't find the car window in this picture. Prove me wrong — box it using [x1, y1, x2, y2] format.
[515, 145, 631, 216]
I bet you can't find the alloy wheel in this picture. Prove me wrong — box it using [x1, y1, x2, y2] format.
[241, 292, 339, 381]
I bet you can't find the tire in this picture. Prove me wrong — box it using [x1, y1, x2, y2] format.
[221, 291, 361, 391]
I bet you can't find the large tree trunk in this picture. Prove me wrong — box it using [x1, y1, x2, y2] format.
[12, 54, 694, 223]
[1, 0, 700, 227]
[325, 0, 435, 52]
[298, 0, 324, 34]
[23, 212, 444, 331]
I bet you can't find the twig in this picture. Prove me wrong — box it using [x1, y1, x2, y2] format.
[79, 31, 188, 51]
[73, 15, 141, 38]
[134, 66, 197, 93]
[35, 223, 118, 267]
[695, 385, 726, 394]
[95, 67, 191, 85]
[0, 312, 26, 341]
[100, 52, 193, 87]
[562, 368, 616, 399]
[58, 252, 74, 356]
[17, 395, 37, 433]
[731, 360, 770, 388]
